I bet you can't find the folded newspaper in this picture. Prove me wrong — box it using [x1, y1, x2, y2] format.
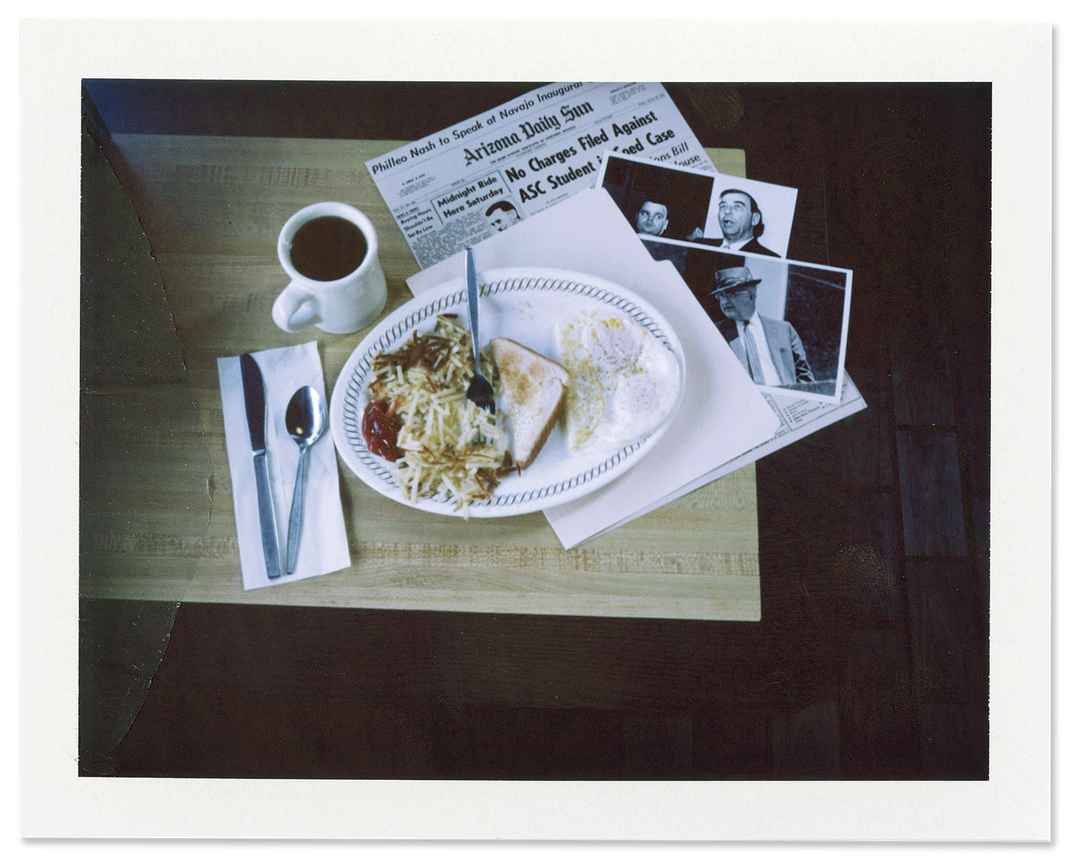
[366, 82, 716, 269]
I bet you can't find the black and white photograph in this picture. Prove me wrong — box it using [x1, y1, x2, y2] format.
[690, 174, 797, 257]
[596, 150, 799, 267]
[678, 246, 852, 403]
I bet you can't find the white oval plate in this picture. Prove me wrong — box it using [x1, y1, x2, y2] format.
[329, 266, 686, 518]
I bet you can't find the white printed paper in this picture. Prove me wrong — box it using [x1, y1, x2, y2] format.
[367, 82, 716, 269]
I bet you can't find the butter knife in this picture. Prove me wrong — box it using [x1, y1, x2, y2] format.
[240, 352, 282, 580]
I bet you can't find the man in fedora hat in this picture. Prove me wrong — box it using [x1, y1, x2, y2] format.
[711, 266, 814, 386]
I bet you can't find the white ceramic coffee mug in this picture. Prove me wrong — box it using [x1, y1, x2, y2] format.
[272, 202, 388, 335]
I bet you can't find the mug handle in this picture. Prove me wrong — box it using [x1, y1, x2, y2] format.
[272, 281, 321, 332]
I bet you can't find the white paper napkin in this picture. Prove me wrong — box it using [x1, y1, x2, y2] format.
[218, 342, 351, 589]
[408, 188, 781, 548]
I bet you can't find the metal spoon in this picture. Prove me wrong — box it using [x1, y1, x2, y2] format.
[284, 385, 326, 575]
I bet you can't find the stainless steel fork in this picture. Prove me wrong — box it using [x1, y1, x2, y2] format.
[464, 248, 496, 437]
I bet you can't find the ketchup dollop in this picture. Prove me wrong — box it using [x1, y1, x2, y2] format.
[361, 400, 403, 461]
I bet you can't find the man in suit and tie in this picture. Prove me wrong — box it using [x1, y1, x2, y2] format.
[688, 189, 780, 256]
[711, 266, 814, 386]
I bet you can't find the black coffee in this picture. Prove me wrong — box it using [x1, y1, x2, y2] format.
[289, 216, 368, 281]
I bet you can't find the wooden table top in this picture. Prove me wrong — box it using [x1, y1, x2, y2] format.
[82, 134, 761, 620]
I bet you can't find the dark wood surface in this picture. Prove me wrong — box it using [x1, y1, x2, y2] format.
[79, 81, 991, 779]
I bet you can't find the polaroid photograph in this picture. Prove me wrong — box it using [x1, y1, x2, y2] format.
[596, 150, 799, 264]
[674, 246, 852, 404]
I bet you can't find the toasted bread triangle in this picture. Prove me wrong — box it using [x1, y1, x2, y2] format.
[490, 338, 571, 470]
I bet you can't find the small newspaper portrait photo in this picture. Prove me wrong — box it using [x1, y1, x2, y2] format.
[677, 246, 852, 404]
[595, 151, 799, 264]
[483, 198, 523, 232]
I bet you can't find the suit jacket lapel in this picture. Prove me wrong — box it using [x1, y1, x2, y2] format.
[760, 316, 794, 384]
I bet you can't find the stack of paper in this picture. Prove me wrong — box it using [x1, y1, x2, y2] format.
[388, 82, 869, 548]
[409, 189, 789, 547]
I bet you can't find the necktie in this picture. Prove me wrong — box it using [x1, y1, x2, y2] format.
[742, 321, 766, 384]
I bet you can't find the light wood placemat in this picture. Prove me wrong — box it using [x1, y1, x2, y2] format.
[81, 136, 760, 620]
